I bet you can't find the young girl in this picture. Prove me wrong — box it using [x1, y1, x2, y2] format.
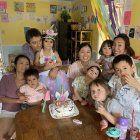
[96, 40, 114, 81]
[89, 79, 123, 130]
[34, 28, 62, 71]
[42, 66, 70, 100]
[17, 68, 47, 109]
[72, 65, 101, 106]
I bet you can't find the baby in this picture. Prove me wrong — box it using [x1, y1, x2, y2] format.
[17, 68, 47, 109]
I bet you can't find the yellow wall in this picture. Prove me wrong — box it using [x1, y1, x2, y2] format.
[130, 0, 140, 56]
[0, 0, 72, 45]
[71, 0, 98, 52]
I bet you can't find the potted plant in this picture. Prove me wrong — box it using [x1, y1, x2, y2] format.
[60, 10, 71, 22]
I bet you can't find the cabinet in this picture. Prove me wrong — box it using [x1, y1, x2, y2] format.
[71, 30, 92, 62]
[57, 22, 71, 61]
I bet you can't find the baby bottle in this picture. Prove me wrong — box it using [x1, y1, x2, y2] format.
[106, 127, 120, 140]
[116, 117, 128, 140]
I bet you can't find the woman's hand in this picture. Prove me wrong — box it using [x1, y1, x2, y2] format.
[18, 95, 28, 103]
[37, 87, 47, 94]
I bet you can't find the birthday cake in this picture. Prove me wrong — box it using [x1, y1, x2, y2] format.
[49, 90, 79, 119]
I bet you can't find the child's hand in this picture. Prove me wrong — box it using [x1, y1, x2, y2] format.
[19, 95, 28, 103]
[96, 104, 107, 116]
[123, 74, 140, 91]
[100, 119, 108, 131]
[46, 59, 55, 67]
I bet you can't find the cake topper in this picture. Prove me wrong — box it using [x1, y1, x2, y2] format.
[42, 24, 58, 40]
[55, 85, 69, 102]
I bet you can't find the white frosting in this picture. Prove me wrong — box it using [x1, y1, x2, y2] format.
[49, 98, 79, 119]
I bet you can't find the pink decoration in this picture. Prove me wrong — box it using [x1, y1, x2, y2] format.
[123, 11, 131, 25]
[44, 91, 50, 101]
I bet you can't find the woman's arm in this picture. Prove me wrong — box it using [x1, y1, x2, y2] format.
[34, 51, 45, 67]
[0, 97, 26, 103]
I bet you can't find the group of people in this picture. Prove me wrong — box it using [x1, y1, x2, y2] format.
[0, 27, 140, 140]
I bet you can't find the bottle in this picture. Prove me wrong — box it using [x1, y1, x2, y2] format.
[116, 117, 128, 140]
[106, 127, 120, 140]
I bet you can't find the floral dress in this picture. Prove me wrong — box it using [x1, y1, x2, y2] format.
[72, 76, 89, 98]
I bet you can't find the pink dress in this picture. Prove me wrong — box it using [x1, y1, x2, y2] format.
[20, 82, 46, 103]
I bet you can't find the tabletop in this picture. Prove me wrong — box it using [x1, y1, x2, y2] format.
[15, 101, 107, 140]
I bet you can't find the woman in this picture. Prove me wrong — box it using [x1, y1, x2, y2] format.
[0, 54, 30, 140]
[112, 33, 135, 57]
[67, 43, 99, 92]
[108, 33, 137, 90]
[67, 43, 99, 80]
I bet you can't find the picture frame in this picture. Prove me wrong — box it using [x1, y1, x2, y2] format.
[50, 5, 57, 14]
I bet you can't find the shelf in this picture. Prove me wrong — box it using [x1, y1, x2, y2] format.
[70, 30, 92, 62]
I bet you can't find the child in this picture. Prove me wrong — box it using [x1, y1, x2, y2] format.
[89, 79, 123, 130]
[72, 65, 101, 106]
[42, 66, 70, 100]
[17, 68, 47, 109]
[34, 28, 62, 71]
[91, 55, 140, 130]
[96, 40, 114, 81]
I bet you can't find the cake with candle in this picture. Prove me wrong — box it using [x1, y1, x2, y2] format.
[49, 86, 79, 119]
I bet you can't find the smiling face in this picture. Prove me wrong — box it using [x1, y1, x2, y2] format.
[87, 66, 100, 80]
[79, 45, 92, 63]
[90, 84, 107, 102]
[112, 37, 127, 56]
[26, 75, 39, 89]
[114, 60, 134, 81]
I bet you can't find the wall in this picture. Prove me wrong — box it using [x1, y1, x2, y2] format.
[71, 0, 98, 59]
[0, 0, 72, 64]
[0, 0, 72, 45]
[130, 0, 140, 56]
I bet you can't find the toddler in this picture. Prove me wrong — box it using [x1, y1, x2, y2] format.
[34, 28, 62, 70]
[96, 40, 114, 81]
[72, 65, 101, 106]
[18, 68, 47, 109]
[89, 79, 122, 131]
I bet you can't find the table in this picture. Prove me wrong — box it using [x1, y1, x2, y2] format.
[15, 102, 107, 140]
[15, 101, 140, 140]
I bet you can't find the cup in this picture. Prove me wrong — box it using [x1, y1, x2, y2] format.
[106, 127, 120, 140]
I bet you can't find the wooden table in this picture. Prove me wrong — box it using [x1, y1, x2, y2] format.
[15, 101, 107, 140]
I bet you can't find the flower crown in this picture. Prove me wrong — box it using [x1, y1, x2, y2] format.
[42, 29, 58, 40]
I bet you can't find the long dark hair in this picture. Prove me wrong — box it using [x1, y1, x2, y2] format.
[113, 33, 135, 57]
[14, 54, 30, 72]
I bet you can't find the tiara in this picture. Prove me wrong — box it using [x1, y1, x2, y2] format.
[42, 29, 58, 40]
